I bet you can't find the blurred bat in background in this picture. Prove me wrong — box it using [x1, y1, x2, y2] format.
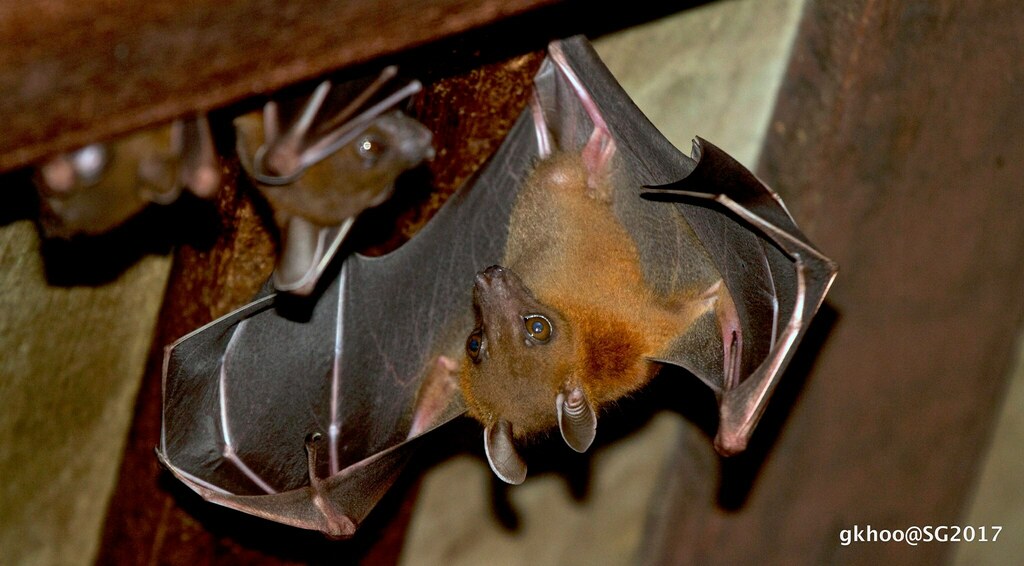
[33, 115, 220, 238]
[234, 68, 434, 295]
[157, 35, 836, 537]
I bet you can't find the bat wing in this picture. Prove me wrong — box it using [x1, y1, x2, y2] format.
[159, 35, 836, 537]
[642, 138, 838, 454]
[537, 38, 836, 455]
[158, 89, 540, 537]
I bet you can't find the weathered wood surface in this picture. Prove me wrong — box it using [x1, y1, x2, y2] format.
[647, 1, 1024, 564]
[954, 342, 1024, 565]
[0, 0, 558, 173]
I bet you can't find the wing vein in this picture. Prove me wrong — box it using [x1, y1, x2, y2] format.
[329, 263, 348, 474]
[219, 319, 277, 494]
[760, 243, 781, 346]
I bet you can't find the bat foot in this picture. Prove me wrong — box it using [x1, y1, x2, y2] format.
[304, 433, 358, 538]
[547, 40, 617, 193]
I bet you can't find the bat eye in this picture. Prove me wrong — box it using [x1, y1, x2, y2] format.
[356, 135, 386, 167]
[523, 315, 552, 342]
[466, 329, 485, 362]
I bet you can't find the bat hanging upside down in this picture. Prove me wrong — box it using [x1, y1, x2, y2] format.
[459, 44, 740, 485]
[157, 36, 835, 537]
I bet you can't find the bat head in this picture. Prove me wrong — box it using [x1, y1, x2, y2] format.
[331, 110, 435, 192]
[258, 110, 435, 226]
[460, 265, 597, 484]
[292, 109, 434, 201]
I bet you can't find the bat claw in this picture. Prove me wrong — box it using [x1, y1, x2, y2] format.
[303, 432, 358, 538]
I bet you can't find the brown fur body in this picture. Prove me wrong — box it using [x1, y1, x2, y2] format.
[460, 152, 711, 439]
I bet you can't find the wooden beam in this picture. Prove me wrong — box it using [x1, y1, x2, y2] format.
[0, 0, 558, 172]
[648, 0, 1024, 563]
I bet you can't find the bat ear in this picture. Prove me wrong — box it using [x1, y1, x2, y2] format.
[275, 216, 321, 290]
[557, 387, 596, 453]
[484, 420, 527, 485]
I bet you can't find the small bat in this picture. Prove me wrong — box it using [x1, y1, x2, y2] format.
[235, 67, 434, 295]
[33, 115, 220, 238]
[158, 36, 835, 537]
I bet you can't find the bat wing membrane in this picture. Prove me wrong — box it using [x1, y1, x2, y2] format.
[159, 35, 836, 536]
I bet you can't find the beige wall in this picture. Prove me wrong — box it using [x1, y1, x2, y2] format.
[0, 217, 169, 566]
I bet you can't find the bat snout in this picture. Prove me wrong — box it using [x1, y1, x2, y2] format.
[379, 111, 435, 165]
[479, 264, 506, 278]
[473, 266, 535, 324]
[474, 266, 505, 305]
[474, 265, 510, 290]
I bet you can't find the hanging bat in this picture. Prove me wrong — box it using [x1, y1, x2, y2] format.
[234, 67, 434, 295]
[157, 36, 836, 537]
[33, 115, 220, 238]
[460, 44, 738, 484]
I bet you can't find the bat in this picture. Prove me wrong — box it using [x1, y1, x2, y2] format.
[234, 67, 434, 295]
[157, 35, 836, 537]
[33, 115, 220, 238]
[459, 44, 739, 484]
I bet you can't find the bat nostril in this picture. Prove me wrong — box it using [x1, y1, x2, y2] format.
[479, 265, 507, 284]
